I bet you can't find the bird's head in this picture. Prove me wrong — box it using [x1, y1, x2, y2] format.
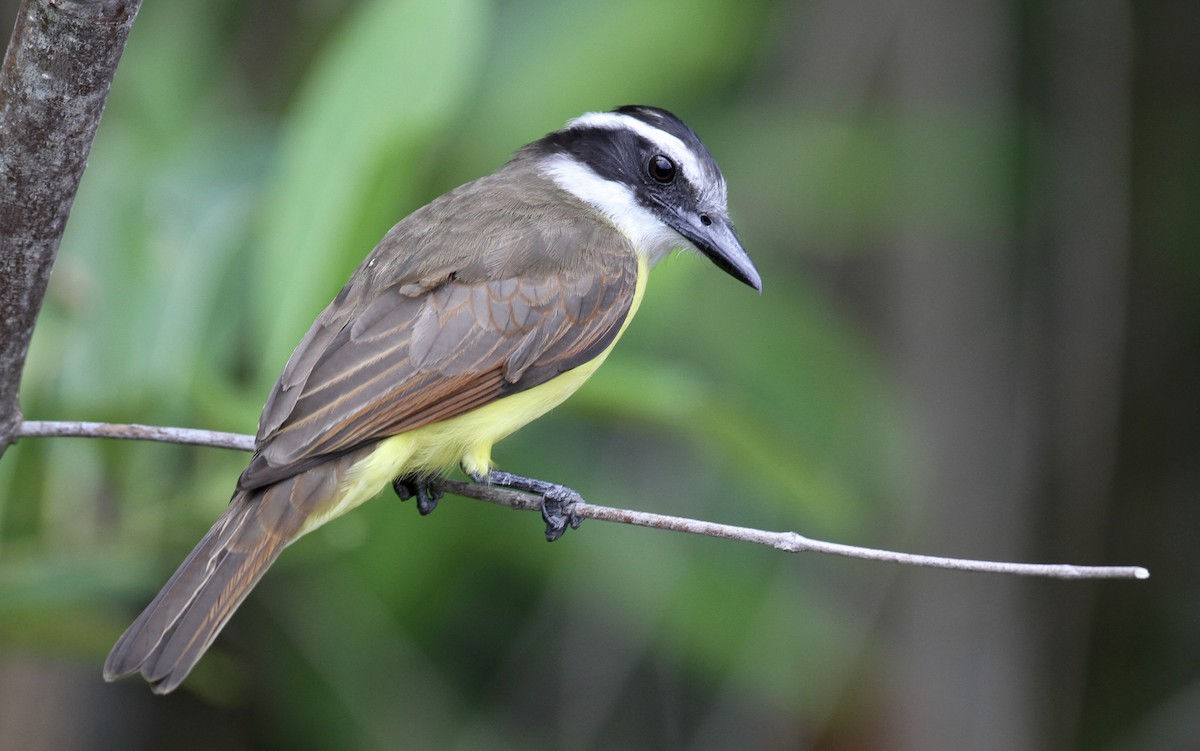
[527, 105, 761, 292]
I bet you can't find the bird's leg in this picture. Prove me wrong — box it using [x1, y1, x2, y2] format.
[467, 468, 585, 542]
[392, 473, 444, 515]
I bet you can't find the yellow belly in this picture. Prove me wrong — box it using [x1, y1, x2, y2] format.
[298, 256, 649, 535]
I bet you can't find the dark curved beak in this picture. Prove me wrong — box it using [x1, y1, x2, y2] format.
[670, 211, 762, 292]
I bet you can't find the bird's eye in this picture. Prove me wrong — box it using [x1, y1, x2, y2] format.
[648, 154, 676, 183]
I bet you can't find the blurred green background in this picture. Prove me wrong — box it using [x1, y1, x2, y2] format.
[1, 1, 1197, 749]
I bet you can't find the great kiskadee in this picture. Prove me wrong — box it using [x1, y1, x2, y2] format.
[103, 105, 761, 693]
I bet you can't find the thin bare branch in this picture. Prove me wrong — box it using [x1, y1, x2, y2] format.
[17, 420, 1150, 581]
[19, 420, 255, 450]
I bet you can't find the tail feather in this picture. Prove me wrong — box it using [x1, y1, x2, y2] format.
[104, 462, 344, 694]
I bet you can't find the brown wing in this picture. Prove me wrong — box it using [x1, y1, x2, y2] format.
[238, 224, 638, 491]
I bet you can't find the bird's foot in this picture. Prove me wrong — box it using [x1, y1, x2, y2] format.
[473, 469, 584, 542]
[392, 473, 444, 515]
[540, 483, 585, 542]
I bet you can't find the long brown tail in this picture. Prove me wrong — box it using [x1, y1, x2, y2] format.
[103, 462, 347, 694]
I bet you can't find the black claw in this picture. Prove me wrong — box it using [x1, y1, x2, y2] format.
[481, 469, 584, 542]
[391, 476, 415, 501]
[416, 484, 443, 515]
[541, 485, 584, 542]
[392, 474, 443, 515]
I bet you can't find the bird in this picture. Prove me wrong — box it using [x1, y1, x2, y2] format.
[103, 105, 761, 694]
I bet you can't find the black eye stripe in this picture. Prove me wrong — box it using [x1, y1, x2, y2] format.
[534, 125, 715, 219]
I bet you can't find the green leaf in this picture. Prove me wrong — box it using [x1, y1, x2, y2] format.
[253, 0, 491, 380]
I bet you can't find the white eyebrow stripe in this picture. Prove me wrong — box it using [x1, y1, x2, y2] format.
[565, 111, 705, 186]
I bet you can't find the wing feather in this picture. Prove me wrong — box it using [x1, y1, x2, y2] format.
[239, 183, 639, 491]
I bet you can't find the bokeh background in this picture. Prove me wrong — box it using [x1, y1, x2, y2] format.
[1, 1, 1197, 749]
